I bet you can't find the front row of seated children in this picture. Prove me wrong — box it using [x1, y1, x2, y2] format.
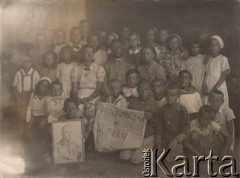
[24, 69, 235, 167]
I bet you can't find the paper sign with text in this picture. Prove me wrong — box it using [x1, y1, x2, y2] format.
[93, 102, 146, 152]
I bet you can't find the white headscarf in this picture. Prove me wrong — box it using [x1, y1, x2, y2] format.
[211, 35, 224, 49]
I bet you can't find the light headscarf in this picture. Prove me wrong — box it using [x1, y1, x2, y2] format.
[211, 35, 224, 49]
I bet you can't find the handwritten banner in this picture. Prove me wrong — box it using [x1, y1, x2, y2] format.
[93, 102, 146, 152]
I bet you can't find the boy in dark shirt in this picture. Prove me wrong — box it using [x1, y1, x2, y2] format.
[119, 79, 158, 164]
[155, 84, 190, 162]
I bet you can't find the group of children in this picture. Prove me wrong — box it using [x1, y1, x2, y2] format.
[8, 19, 236, 168]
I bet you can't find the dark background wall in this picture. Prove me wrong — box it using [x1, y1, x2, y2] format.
[86, 0, 240, 68]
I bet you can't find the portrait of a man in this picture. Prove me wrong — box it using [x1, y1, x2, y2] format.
[52, 120, 84, 164]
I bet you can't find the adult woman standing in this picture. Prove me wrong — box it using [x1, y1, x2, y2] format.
[71, 45, 105, 104]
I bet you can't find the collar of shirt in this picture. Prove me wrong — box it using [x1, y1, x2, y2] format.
[20, 68, 34, 75]
[129, 47, 141, 54]
[82, 63, 93, 71]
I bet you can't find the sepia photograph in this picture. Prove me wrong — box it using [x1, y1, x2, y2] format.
[52, 120, 85, 164]
[0, 0, 240, 177]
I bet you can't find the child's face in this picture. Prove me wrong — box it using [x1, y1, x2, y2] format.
[83, 47, 94, 63]
[89, 36, 99, 51]
[129, 35, 139, 48]
[138, 84, 151, 101]
[122, 28, 131, 40]
[70, 29, 81, 44]
[147, 29, 155, 42]
[179, 72, 192, 88]
[65, 102, 78, 119]
[209, 39, 221, 55]
[45, 54, 55, 68]
[169, 37, 180, 51]
[51, 85, 63, 97]
[55, 31, 65, 44]
[152, 81, 165, 96]
[127, 73, 139, 88]
[159, 30, 169, 43]
[109, 82, 123, 97]
[111, 42, 123, 58]
[209, 94, 224, 111]
[191, 43, 201, 56]
[22, 59, 32, 69]
[38, 80, 50, 96]
[142, 48, 154, 63]
[62, 49, 72, 63]
[166, 89, 179, 104]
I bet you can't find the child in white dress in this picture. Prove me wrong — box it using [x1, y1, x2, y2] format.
[202, 35, 230, 107]
[56, 46, 78, 97]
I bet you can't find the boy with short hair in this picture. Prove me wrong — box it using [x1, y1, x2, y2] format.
[155, 84, 190, 162]
[151, 78, 166, 107]
[47, 81, 65, 123]
[13, 55, 40, 133]
[119, 79, 158, 164]
[208, 89, 235, 150]
[123, 69, 139, 100]
[106, 79, 128, 109]
[184, 105, 231, 157]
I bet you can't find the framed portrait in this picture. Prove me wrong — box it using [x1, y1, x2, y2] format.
[52, 120, 85, 165]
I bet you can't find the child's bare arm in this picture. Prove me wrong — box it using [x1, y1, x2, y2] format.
[221, 122, 233, 155]
[212, 69, 230, 92]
